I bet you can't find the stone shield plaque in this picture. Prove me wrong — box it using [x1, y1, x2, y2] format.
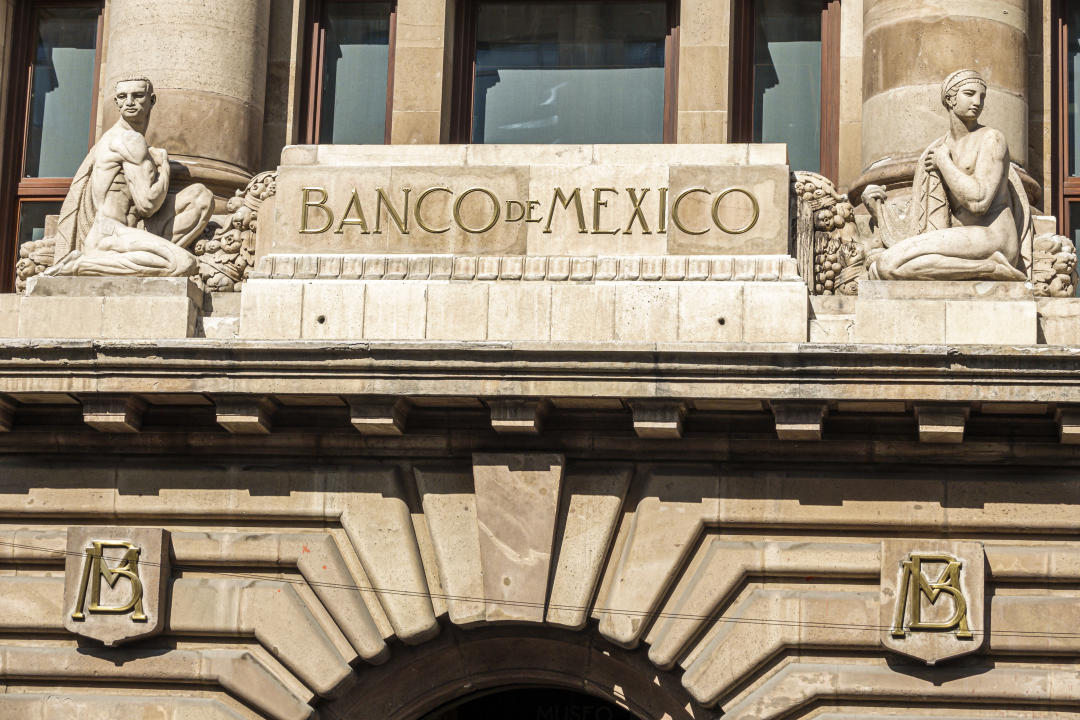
[880, 539, 986, 665]
[64, 527, 170, 646]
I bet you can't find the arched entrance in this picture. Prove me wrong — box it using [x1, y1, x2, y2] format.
[422, 686, 637, 720]
[323, 624, 714, 720]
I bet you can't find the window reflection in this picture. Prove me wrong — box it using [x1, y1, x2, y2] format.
[319, 2, 391, 144]
[752, 0, 822, 173]
[472, 1, 667, 144]
[1069, 5, 1080, 176]
[17, 201, 62, 251]
[24, 7, 98, 179]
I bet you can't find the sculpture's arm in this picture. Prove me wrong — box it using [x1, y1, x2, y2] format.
[935, 130, 1007, 216]
[114, 130, 169, 217]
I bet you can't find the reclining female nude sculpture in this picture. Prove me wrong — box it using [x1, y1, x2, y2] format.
[44, 77, 213, 277]
[861, 69, 1030, 282]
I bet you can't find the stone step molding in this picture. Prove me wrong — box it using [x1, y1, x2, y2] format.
[252, 253, 803, 283]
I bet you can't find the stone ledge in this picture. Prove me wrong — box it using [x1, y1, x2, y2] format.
[859, 279, 1034, 300]
[17, 276, 203, 340]
[855, 282, 1038, 345]
[251, 254, 802, 283]
[1, 341, 1080, 405]
[26, 275, 205, 306]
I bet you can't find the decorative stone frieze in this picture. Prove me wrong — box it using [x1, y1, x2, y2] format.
[252, 253, 801, 283]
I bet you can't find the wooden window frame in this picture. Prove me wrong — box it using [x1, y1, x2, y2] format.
[731, 0, 841, 181]
[1052, 0, 1080, 236]
[300, 0, 398, 145]
[449, 0, 680, 144]
[0, 0, 103, 292]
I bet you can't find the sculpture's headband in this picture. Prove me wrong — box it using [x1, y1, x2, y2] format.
[941, 69, 986, 107]
[115, 76, 155, 96]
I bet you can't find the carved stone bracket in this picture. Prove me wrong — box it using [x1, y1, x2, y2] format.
[770, 400, 829, 441]
[0, 396, 13, 432]
[80, 395, 147, 433]
[348, 396, 409, 435]
[213, 394, 279, 434]
[487, 399, 548, 434]
[631, 400, 687, 439]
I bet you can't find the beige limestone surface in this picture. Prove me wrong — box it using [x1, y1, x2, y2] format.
[854, 280, 1037, 345]
[18, 276, 203, 340]
[237, 278, 810, 343]
[473, 453, 564, 622]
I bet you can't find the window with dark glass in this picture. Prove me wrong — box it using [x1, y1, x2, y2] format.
[1, 2, 102, 291]
[452, 0, 678, 144]
[732, 0, 840, 178]
[303, 0, 395, 145]
[1054, 1, 1080, 259]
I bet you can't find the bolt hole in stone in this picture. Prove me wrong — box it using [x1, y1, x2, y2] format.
[316, 315, 327, 324]
[503, 576, 511, 586]
[421, 687, 636, 720]
[717, 317, 726, 325]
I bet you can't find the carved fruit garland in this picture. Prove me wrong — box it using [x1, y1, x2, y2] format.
[193, 171, 277, 292]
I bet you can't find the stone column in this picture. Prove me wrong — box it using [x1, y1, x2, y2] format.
[855, 0, 1031, 200]
[387, 0, 454, 144]
[102, 0, 271, 196]
[675, 0, 731, 143]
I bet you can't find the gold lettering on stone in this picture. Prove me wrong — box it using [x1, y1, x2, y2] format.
[334, 188, 370, 234]
[543, 187, 587, 234]
[374, 187, 410, 234]
[298, 185, 763, 239]
[72, 541, 146, 622]
[672, 187, 710, 236]
[658, 187, 668, 233]
[415, 187, 452, 234]
[712, 187, 760, 235]
[592, 188, 619, 235]
[624, 187, 651, 234]
[454, 187, 501, 233]
[300, 187, 333, 234]
[505, 200, 526, 223]
[891, 553, 972, 639]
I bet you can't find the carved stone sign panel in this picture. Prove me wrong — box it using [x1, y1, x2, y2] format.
[880, 539, 985, 665]
[270, 144, 790, 258]
[64, 527, 170, 646]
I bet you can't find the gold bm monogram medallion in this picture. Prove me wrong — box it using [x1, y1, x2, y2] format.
[890, 553, 971, 639]
[71, 540, 146, 622]
[879, 541, 985, 664]
[63, 527, 169, 646]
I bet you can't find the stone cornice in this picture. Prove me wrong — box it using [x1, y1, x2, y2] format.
[0, 339, 1078, 404]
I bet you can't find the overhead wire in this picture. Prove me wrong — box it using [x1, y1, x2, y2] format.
[2, 538, 1079, 640]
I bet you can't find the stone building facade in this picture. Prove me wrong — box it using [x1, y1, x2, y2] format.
[1, 1, 1080, 719]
